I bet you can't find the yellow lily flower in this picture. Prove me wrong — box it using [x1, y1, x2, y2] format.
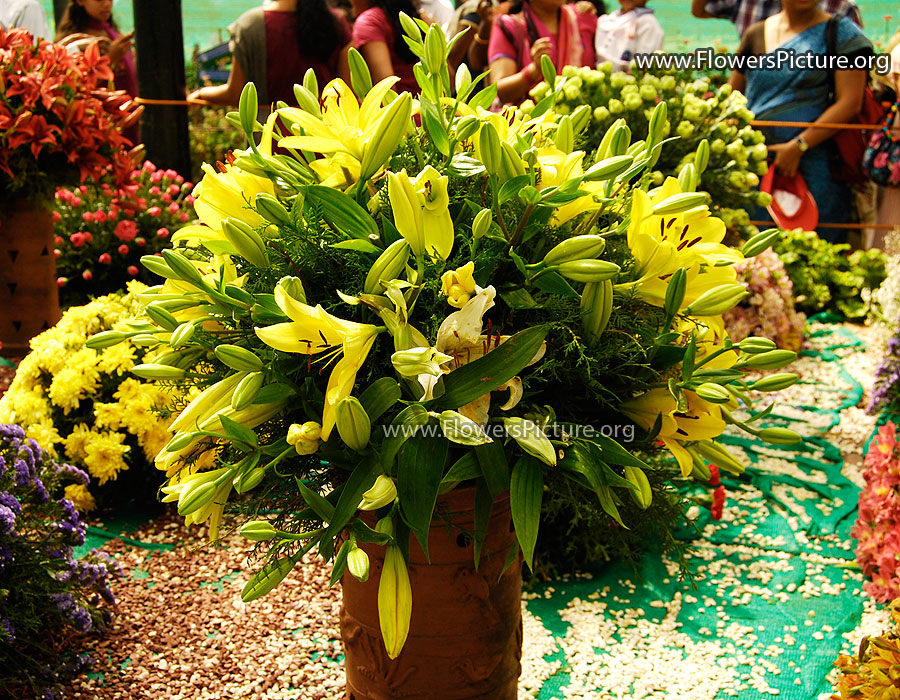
[387, 166, 454, 261]
[472, 106, 559, 153]
[622, 178, 742, 310]
[621, 387, 727, 477]
[254, 286, 381, 439]
[440, 262, 477, 308]
[535, 147, 603, 224]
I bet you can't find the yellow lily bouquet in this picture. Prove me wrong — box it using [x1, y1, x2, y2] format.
[89, 19, 799, 659]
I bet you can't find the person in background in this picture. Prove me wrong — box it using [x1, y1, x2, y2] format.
[0, 0, 50, 40]
[189, 0, 351, 107]
[872, 35, 900, 246]
[691, 0, 861, 37]
[56, 0, 138, 142]
[352, 0, 422, 94]
[594, 0, 663, 72]
[728, 0, 872, 244]
[419, 0, 457, 35]
[488, 0, 597, 105]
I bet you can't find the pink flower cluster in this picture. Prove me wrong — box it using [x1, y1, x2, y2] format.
[53, 161, 193, 302]
[723, 249, 806, 353]
[853, 422, 900, 602]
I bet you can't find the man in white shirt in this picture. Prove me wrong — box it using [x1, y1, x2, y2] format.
[0, 0, 51, 41]
[595, 0, 664, 72]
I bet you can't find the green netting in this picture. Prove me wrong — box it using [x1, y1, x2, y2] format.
[528, 323, 870, 699]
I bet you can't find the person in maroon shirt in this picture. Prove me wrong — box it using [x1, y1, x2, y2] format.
[190, 0, 352, 107]
[351, 0, 423, 95]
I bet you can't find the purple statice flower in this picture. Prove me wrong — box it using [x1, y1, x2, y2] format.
[54, 463, 89, 485]
[0, 491, 20, 516]
[33, 477, 49, 504]
[0, 423, 25, 451]
[0, 504, 15, 536]
[12, 458, 32, 487]
[0, 617, 14, 641]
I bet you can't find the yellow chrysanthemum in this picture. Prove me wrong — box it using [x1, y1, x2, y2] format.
[93, 402, 124, 432]
[64, 423, 95, 462]
[97, 343, 137, 375]
[64, 484, 96, 513]
[83, 431, 130, 485]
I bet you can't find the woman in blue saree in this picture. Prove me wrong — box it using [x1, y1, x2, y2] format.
[729, 0, 873, 243]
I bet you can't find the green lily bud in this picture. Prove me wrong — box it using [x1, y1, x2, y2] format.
[336, 396, 371, 451]
[499, 141, 526, 181]
[240, 521, 278, 541]
[693, 383, 732, 404]
[738, 336, 777, 353]
[581, 280, 613, 346]
[169, 321, 197, 348]
[690, 458, 711, 481]
[472, 208, 492, 239]
[145, 302, 180, 332]
[161, 249, 205, 286]
[438, 410, 491, 445]
[757, 427, 802, 445]
[131, 363, 186, 381]
[455, 63, 472, 96]
[140, 255, 178, 280]
[570, 104, 591, 135]
[364, 239, 410, 294]
[399, 11, 422, 42]
[684, 284, 747, 316]
[241, 554, 299, 603]
[292, 83, 321, 116]
[647, 101, 667, 146]
[741, 228, 779, 258]
[255, 193, 292, 228]
[693, 440, 744, 474]
[214, 344, 264, 372]
[164, 431, 198, 453]
[741, 349, 797, 370]
[678, 163, 698, 193]
[234, 467, 267, 493]
[360, 475, 398, 511]
[595, 118, 626, 160]
[694, 139, 710, 173]
[224, 284, 255, 306]
[276, 276, 307, 304]
[423, 25, 445, 74]
[131, 334, 161, 348]
[347, 545, 370, 582]
[543, 235, 606, 266]
[556, 259, 620, 283]
[624, 465, 652, 509]
[664, 267, 687, 317]
[85, 330, 127, 350]
[504, 417, 556, 466]
[651, 192, 709, 215]
[231, 372, 265, 411]
[750, 373, 798, 392]
[391, 346, 452, 377]
[554, 115, 574, 153]
[479, 122, 502, 176]
[222, 217, 268, 268]
[455, 114, 480, 142]
[359, 93, 413, 183]
[378, 543, 412, 659]
[177, 480, 219, 516]
[609, 122, 631, 157]
[582, 154, 634, 182]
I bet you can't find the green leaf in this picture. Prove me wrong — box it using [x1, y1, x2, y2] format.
[585, 435, 649, 470]
[473, 478, 493, 570]
[475, 439, 511, 499]
[533, 271, 579, 297]
[500, 288, 540, 309]
[439, 451, 482, 493]
[397, 436, 449, 560]
[529, 92, 556, 119]
[449, 153, 487, 177]
[295, 478, 335, 522]
[420, 99, 450, 156]
[510, 455, 543, 571]
[330, 539, 351, 587]
[253, 383, 295, 404]
[498, 175, 532, 204]
[597, 485, 626, 528]
[359, 377, 402, 424]
[241, 553, 299, 602]
[304, 185, 379, 241]
[558, 442, 603, 491]
[435, 325, 548, 411]
[319, 458, 380, 560]
[330, 239, 382, 254]
[218, 414, 258, 450]
[541, 189, 592, 207]
[469, 83, 497, 111]
[599, 462, 640, 492]
[350, 519, 391, 545]
[381, 404, 429, 467]
[682, 334, 697, 383]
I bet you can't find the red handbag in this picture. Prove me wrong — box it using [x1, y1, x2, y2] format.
[825, 16, 885, 186]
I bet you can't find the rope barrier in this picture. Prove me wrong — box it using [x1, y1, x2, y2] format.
[749, 119, 894, 131]
[749, 220, 899, 231]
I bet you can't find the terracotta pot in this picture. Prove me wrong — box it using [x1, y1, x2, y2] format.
[340, 488, 523, 700]
[0, 200, 59, 356]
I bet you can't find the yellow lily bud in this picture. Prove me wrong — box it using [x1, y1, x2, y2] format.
[504, 417, 557, 466]
[440, 262, 477, 308]
[347, 545, 370, 583]
[391, 346, 453, 377]
[378, 543, 412, 659]
[359, 475, 397, 511]
[336, 397, 371, 451]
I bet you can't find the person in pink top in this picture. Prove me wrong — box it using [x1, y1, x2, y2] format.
[488, 0, 597, 105]
[351, 0, 422, 95]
